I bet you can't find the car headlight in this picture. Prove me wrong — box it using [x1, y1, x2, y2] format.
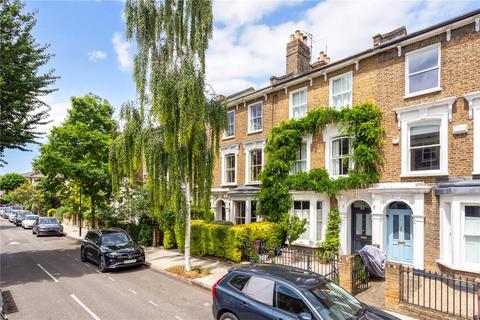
[106, 252, 117, 258]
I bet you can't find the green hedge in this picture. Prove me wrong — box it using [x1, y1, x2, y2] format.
[190, 220, 284, 263]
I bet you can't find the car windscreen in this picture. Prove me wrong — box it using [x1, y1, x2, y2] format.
[25, 215, 37, 220]
[307, 281, 365, 320]
[17, 213, 26, 218]
[101, 232, 131, 246]
[38, 218, 59, 224]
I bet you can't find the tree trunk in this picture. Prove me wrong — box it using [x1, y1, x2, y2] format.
[152, 224, 160, 247]
[91, 197, 96, 229]
[184, 178, 192, 272]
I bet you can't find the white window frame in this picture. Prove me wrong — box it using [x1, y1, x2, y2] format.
[439, 197, 480, 273]
[405, 43, 441, 98]
[323, 124, 353, 178]
[290, 135, 312, 175]
[247, 102, 263, 134]
[465, 92, 480, 175]
[220, 144, 238, 186]
[243, 139, 265, 185]
[289, 87, 307, 120]
[396, 97, 455, 177]
[329, 71, 353, 109]
[408, 121, 442, 174]
[330, 136, 353, 177]
[290, 192, 330, 246]
[223, 110, 235, 139]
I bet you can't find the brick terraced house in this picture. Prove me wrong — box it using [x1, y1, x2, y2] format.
[210, 9, 480, 275]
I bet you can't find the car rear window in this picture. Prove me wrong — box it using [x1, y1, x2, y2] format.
[229, 274, 250, 291]
[242, 276, 274, 306]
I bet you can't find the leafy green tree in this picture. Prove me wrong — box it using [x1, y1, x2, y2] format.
[7, 182, 43, 212]
[0, 0, 57, 164]
[0, 173, 27, 192]
[122, 0, 226, 271]
[35, 94, 116, 228]
[279, 214, 307, 246]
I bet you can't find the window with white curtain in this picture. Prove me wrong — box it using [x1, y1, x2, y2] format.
[409, 123, 440, 172]
[294, 201, 310, 240]
[465, 206, 480, 265]
[292, 142, 307, 174]
[331, 137, 351, 176]
[290, 88, 307, 119]
[316, 201, 323, 242]
[248, 102, 263, 133]
[329, 72, 352, 109]
[406, 44, 440, 96]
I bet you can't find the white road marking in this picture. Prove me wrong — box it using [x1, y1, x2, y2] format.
[203, 302, 209, 307]
[129, 289, 137, 295]
[108, 276, 115, 281]
[70, 294, 101, 320]
[148, 300, 158, 307]
[95, 270, 101, 274]
[175, 316, 183, 320]
[83, 263, 90, 268]
[8, 241, 20, 245]
[37, 264, 59, 283]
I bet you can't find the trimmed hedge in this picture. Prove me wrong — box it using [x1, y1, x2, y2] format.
[190, 220, 284, 263]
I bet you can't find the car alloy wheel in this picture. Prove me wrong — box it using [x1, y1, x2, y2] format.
[98, 255, 107, 273]
[219, 312, 238, 320]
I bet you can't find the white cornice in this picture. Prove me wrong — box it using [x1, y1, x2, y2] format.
[395, 96, 456, 129]
[464, 91, 480, 119]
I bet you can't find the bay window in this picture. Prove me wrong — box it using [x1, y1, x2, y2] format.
[405, 44, 440, 97]
[293, 201, 310, 241]
[465, 206, 480, 265]
[316, 201, 323, 242]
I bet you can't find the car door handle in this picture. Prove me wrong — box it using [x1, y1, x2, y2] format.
[240, 302, 249, 308]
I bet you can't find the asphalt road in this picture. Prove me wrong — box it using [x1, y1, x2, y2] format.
[0, 218, 213, 320]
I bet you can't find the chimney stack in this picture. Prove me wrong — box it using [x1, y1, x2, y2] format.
[373, 26, 407, 47]
[286, 30, 311, 75]
[311, 51, 330, 69]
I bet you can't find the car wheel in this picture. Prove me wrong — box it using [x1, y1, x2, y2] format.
[98, 255, 107, 273]
[219, 312, 238, 320]
[80, 248, 87, 262]
[36, 233, 39, 238]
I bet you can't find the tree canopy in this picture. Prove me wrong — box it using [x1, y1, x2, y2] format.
[0, 0, 57, 164]
[117, 0, 225, 270]
[0, 172, 27, 192]
[35, 94, 116, 228]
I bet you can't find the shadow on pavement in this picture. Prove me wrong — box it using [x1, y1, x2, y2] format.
[2, 290, 19, 316]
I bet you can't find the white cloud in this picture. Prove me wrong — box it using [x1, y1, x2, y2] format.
[112, 32, 133, 71]
[36, 95, 71, 141]
[88, 50, 107, 62]
[206, 0, 477, 96]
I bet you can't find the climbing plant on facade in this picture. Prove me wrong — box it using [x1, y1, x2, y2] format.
[258, 102, 384, 223]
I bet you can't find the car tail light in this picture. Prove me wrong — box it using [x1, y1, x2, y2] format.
[212, 274, 227, 298]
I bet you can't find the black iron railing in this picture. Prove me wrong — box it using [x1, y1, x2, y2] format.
[400, 267, 479, 319]
[246, 242, 339, 283]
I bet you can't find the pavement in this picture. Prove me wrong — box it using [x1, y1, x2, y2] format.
[0, 219, 212, 320]
[61, 223, 231, 290]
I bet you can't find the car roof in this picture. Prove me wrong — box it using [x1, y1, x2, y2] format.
[90, 228, 127, 235]
[230, 264, 328, 289]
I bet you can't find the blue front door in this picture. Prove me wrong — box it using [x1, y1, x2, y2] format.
[387, 208, 413, 264]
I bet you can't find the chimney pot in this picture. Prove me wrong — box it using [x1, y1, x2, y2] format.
[286, 30, 311, 75]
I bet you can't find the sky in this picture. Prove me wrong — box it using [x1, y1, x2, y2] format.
[2, 0, 479, 174]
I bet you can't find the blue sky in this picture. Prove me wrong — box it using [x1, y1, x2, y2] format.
[2, 0, 479, 174]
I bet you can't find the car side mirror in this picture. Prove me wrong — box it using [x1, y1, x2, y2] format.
[298, 312, 312, 320]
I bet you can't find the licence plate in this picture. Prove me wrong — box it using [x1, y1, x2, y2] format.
[124, 259, 136, 264]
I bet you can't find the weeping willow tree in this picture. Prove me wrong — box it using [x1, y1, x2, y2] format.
[119, 0, 225, 271]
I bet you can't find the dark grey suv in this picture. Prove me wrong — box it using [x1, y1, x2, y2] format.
[212, 264, 399, 320]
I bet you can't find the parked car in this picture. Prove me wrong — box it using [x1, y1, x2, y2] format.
[2, 207, 12, 219]
[8, 211, 19, 223]
[80, 228, 145, 273]
[211, 264, 399, 320]
[32, 217, 63, 237]
[14, 212, 26, 226]
[0, 288, 7, 320]
[22, 215, 39, 229]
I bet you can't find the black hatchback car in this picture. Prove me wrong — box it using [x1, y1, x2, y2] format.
[212, 264, 399, 320]
[80, 228, 145, 272]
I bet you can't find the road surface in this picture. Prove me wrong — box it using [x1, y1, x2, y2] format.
[0, 218, 212, 320]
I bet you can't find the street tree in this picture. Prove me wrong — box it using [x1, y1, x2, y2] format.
[0, 173, 27, 192]
[0, 0, 57, 164]
[35, 94, 116, 228]
[123, 0, 226, 271]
